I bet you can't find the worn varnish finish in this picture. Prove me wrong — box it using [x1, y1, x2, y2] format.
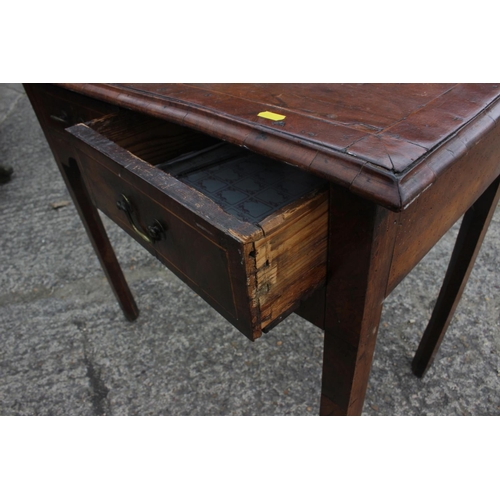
[23, 83, 500, 415]
[65, 111, 328, 340]
[387, 108, 500, 293]
[412, 175, 500, 377]
[321, 185, 400, 415]
[59, 83, 500, 210]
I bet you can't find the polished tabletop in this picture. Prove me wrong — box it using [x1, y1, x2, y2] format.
[60, 83, 500, 210]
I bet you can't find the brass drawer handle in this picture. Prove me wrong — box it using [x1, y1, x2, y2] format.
[116, 194, 165, 244]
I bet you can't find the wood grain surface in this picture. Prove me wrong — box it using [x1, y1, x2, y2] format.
[23, 83, 500, 415]
[59, 83, 500, 211]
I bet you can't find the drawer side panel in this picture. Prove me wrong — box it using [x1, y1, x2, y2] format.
[254, 189, 329, 330]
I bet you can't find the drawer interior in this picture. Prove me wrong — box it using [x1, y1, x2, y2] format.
[90, 111, 326, 224]
[70, 110, 329, 339]
[90, 110, 219, 165]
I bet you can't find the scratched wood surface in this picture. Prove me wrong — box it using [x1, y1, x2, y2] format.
[64, 109, 328, 340]
[24, 83, 500, 415]
[254, 189, 328, 331]
[59, 83, 500, 210]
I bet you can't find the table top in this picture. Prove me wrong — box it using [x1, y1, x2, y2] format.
[60, 83, 500, 211]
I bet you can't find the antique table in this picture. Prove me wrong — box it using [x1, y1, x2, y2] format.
[24, 84, 500, 415]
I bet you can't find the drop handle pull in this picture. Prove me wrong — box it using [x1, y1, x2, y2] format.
[116, 194, 166, 244]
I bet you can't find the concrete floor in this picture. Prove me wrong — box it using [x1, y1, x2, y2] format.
[0, 83, 499, 415]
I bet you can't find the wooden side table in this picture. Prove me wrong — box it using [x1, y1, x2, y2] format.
[24, 84, 500, 415]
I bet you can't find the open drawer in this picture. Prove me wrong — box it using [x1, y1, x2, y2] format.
[66, 110, 328, 340]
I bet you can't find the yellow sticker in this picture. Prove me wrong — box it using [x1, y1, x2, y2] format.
[257, 111, 286, 121]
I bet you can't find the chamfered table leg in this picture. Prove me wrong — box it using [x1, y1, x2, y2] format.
[59, 156, 139, 321]
[412, 175, 500, 378]
[320, 185, 399, 416]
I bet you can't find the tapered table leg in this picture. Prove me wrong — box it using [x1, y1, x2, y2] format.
[59, 156, 139, 321]
[412, 175, 500, 378]
[23, 84, 139, 322]
[320, 185, 399, 416]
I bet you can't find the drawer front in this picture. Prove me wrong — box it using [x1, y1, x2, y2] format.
[66, 112, 328, 340]
[75, 149, 242, 324]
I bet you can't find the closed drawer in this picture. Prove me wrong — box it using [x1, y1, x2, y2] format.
[66, 111, 328, 340]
